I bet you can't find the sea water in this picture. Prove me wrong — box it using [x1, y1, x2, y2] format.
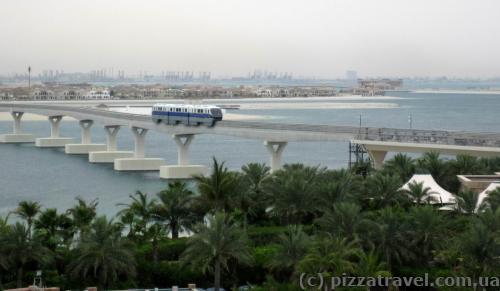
[0, 91, 499, 216]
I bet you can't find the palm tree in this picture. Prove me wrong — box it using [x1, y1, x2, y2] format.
[350, 159, 373, 178]
[68, 216, 136, 289]
[67, 197, 98, 239]
[460, 214, 500, 276]
[406, 206, 444, 265]
[455, 190, 481, 214]
[484, 188, 500, 211]
[3, 222, 52, 287]
[299, 235, 362, 277]
[34, 208, 73, 250]
[315, 169, 364, 211]
[417, 152, 450, 188]
[118, 210, 136, 238]
[479, 157, 500, 173]
[315, 202, 367, 240]
[232, 190, 256, 232]
[267, 225, 310, 279]
[146, 223, 167, 264]
[383, 153, 416, 182]
[194, 158, 241, 213]
[365, 173, 409, 209]
[181, 212, 252, 291]
[153, 181, 197, 239]
[0, 214, 9, 232]
[15, 200, 41, 238]
[0, 215, 10, 290]
[369, 207, 414, 271]
[266, 164, 322, 224]
[355, 248, 391, 278]
[477, 208, 500, 233]
[402, 181, 439, 205]
[239, 163, 271, 228]
[117, 191, 156, 236]
[451, 154, 484, 175]
[241, 162, 271, 196]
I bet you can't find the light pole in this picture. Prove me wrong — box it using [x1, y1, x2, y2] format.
[28, 66, 31, 89]
[408, 113, 413, 129]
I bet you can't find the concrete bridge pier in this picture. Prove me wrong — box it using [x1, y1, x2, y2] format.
[114, 126, 165, 171]
[65, 120, 107, 154]
[160, 134, 208, 179]
[35, 116, 74, 147]
[265, 141, 288, 173]
[367, 150, 387, 170]
[0, 111, 35, 143]
[89, 125, 134, 163]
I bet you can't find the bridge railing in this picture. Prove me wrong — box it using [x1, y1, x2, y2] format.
[0, 103, 151, 122]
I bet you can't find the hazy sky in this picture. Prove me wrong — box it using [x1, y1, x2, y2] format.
[1, 0, 499, 78]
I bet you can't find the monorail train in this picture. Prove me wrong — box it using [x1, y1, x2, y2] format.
[151, 104, 223, 126]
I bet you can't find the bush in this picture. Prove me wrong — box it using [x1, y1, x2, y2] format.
[249, 276, 303, 291]
[137, 238, 189, 261]
[247, 225, 313, 246]
[136, 260, 209, 288]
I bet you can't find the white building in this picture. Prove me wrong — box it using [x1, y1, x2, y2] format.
[85, 89, 111, 100]
[255, 89, 272, 97]
[61, 90, 85, 100]
[32, 89, 57, 100]
[0, 92, 14, 100]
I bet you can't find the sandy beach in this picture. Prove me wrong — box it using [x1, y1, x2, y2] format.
[413, 89, 500, 95]
[237, 102, 398, 110]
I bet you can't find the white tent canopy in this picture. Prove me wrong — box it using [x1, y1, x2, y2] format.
[475, 183, 500, 213]
[400, 174, 457, 205]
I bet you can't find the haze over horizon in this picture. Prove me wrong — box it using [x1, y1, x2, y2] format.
[1, 0, 500, 78]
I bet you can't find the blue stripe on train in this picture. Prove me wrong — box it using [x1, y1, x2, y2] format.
[152, 111, 212, 118]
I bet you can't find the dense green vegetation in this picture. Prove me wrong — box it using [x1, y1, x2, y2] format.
[1, 154, 500, 290]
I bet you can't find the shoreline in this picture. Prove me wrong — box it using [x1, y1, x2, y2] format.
[0, 95, 404, 106]
[412, 89, 500, 95]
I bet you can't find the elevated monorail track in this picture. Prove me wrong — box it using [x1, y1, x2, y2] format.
[1, 103, 500, 147]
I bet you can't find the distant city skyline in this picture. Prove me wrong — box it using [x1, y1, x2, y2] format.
[1, 0, 500, 78]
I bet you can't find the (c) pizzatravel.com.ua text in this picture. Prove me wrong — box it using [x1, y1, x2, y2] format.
[299, 273, 500, 290]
